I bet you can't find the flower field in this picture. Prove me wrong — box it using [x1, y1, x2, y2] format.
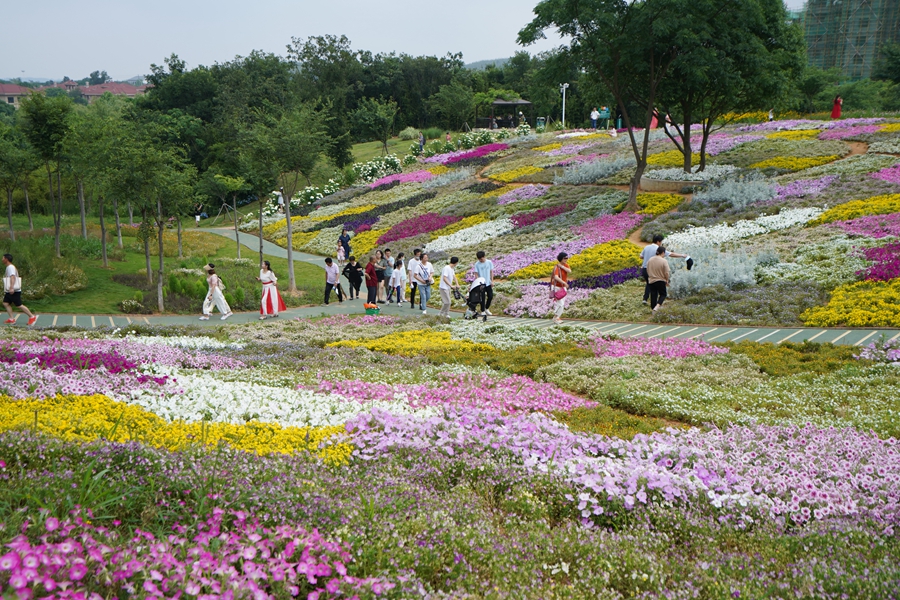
[1, 318, 899, 598]
[245, 115, 900, 326]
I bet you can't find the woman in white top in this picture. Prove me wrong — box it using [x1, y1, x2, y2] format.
[257, 260, 286, 320]
[200, 264, 232, 321]
[414, 253, 435, 314]
[392, 253, 406, 305]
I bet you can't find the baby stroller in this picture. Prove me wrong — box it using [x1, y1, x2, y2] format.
[463, 277, 487, 322]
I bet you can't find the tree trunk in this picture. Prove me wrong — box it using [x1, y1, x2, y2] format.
[176, 217, 183, 259]
[127, 202, 133, 226]
[143, 235, 152, 285]
[283, 185, 297, 292]
[77, 180, 87, 239]
[6, 188, 15, 242]
[113, 198, 123, 249]
[699, 121, 711, 172]
[233, 193, 240, 259]
[258, 193, 264, 267]
[46, 164, 58, 256]
[22, 180, 33, 231]
[98, 195, 108, 268]
[55, 167, 62, 258]
[157, 198, 165, 313]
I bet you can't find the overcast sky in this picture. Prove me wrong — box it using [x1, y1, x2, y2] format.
[4, 0, 807, 81]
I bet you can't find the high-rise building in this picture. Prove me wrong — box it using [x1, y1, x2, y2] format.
[804, 0, 900, 81]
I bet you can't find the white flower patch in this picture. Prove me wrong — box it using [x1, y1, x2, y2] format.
[665, 207, 824, 249]
[425, 218, 514, 253]
[125, 335, 246, 351]
[643, 165, 739, 181]
[126, 369, 438, 428]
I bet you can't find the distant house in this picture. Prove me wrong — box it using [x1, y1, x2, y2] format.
[0, 83, 32, 109]
[79, 82, 147, 103]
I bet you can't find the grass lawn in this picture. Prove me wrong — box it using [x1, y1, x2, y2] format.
[351, 138, 411, 163]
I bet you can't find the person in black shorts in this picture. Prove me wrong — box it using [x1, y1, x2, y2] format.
[3, 254, 37, 326]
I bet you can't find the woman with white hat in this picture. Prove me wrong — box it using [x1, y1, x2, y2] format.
[200, 263, 232, 321]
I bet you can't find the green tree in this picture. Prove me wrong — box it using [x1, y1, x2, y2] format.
[199, 172, 248, 258]
[18, 93, 73, 256]
[429, 81, 475, 130]
[873, 42, 900, 84]
[0, 122, 36, 242]
[88, 70, 111, 86]
[352, 97, 399, 155]
[795, 66, 841, 113]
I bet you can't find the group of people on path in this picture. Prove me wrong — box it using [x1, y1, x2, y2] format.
[198, 261, 286, 321]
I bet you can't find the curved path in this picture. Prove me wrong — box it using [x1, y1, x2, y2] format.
[8, 229, 897, 347]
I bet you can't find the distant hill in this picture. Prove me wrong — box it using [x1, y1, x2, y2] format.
[465, 58, 510, 71]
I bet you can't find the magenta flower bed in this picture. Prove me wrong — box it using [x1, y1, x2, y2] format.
[555, 153, 609, 166]
[510, 203, 575, 228]
[503, 284, 595, 317]
[422, 143, 508, 165]
[704, 134, 764, 156]
[317, 314, 400, 327]
[819, 125, 883, 140]
[858, 242, 900, 281]
[588, 336, 728, 359]
[497, 184, 549, 205]
[318, 373, 595, 413]
[571, 211, 646, 242]
[737, 118, 884, 133]
[0, 510, 394, 599]
[871, 163, 900, 186]
[368, 170, 433, 188]
[827, 212, 900, 238]
[377, 213, 462, 244]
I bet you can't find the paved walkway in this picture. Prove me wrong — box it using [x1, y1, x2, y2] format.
[6, 229, 897, 347]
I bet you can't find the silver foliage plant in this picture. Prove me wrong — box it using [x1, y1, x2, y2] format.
[668, 248, 778, 298]
[422, 167, 475, 189]
[693, 175, 775, 209]
[554, 157, 636, 185]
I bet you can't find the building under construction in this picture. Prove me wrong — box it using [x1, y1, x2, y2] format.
[804, 0, 900, 81]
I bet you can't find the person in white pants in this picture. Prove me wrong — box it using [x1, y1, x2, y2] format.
[200, 264, 232, 321]
[439, 256, 461, 318]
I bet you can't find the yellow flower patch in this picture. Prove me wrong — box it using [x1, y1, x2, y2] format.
[347, 229, 388, 258]
[311, 204, 376, 221]
[801, 278, 900, 327]
[749, 156, 838, 171]
[273, 230, 318, 251]
[646, 150, 699, 167]
[879, 123, 900, 133]
[532, 142, 563, 152]
[509, 240, 642, 280]
[812, 194, 900, 225]
[579, 133, 610, 140]
[328, 330, 494, 356]
[766, 129, 820, 140]
[430, 213, 489, 239]
[0, 394, 352, 464]
[262, 214, 308, 238]
[427, 165, 451, 175]
[491, 166, 543, 182]
[637, 193, 684, 216]
[482, 185, 516, 198]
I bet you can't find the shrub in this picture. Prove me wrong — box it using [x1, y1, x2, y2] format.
[352, 155, 402, 183]
[668, 248, 778, 297]
[421, 167, 475, 189]
[0, 235, 88, 300]
[398, 126, 419, 141]
[423, 127, 443, 140]
[693, 176, 775, 209]
[554, 158, 635, 185]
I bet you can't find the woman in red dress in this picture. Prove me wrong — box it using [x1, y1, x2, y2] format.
[831, 96, 842, 119]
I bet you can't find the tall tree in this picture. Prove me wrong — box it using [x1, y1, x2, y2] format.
[429, 81, 475, 130]
[352, 97, 398, 155]
[18, 93, 73, 256]
[0, 123, 36, 242]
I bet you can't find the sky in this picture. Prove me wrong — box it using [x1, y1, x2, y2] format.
[3, 0, 567, 81]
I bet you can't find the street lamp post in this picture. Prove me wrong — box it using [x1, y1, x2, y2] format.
[559, 83, 569, 130]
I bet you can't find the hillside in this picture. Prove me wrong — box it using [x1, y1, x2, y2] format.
[250, 119, 900, 327]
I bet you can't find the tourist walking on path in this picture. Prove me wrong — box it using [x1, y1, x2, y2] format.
[440, 257, 461, 318]
[200, 264, 232, 321]
[590, 107, 600, 129]
[336, 243, 346, 269]
[414, 253, 435, 315]
[365, 256, 378, 304]
[384, 249, 395, 303]
[338, 229, 352, 259]
[257, 260, 285, 320]
[3, 254, 37, 326]
[647, 246, 670, 312]
[389, 254, 405, 306]
[474, 250, 494, 316]
[342, 256, 364, 300]
[393, 253, 407, 304]
[374, 250, 388, 303]
[418, 131, 425, 154]
[831, 96, 843, 119]
[324, 257, 344, 305]
[407, 249, 421, 309]
[550, 252, 570, 324]
[640, 235, 688, 304]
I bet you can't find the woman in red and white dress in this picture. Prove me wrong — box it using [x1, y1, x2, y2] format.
[257, 261, 286, 320]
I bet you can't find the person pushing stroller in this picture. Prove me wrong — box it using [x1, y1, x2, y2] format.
[463, 277, 487, 322]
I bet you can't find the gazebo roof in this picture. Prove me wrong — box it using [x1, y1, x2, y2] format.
[491, 98, 532, 106]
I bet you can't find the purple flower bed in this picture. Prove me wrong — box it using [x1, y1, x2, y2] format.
[737, 118, 884, 133]
[0, 345, 138, 375]
[422, 143, 509, 166]
[827, 212, 900, 238]
[857, 242, 900, 281]
[368, 170, 434, 189]
[377, 213, 462, 244]
[871, 164, 900, 186]
[543, 142, 596, 156]
[819, 125, 883, 140]
[317, 373, 596, 414]
[554, 153, 609, 166]
[705, 134, 764, 155]
[510, 203, 575, 228]
[496, 184, 549, 205]
[568, 266, 641, 290]
[771, 176, 838, 203]
[504, 284, 595, 317]
[342, 215, 380, 232]
[571, 211, 646, 242]
[588, 336, 728, 359]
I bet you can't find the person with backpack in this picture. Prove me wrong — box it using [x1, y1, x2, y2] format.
[2, 254, 37, 326]
[200, 263, 232, 321]
[550, 252, 571, 324]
